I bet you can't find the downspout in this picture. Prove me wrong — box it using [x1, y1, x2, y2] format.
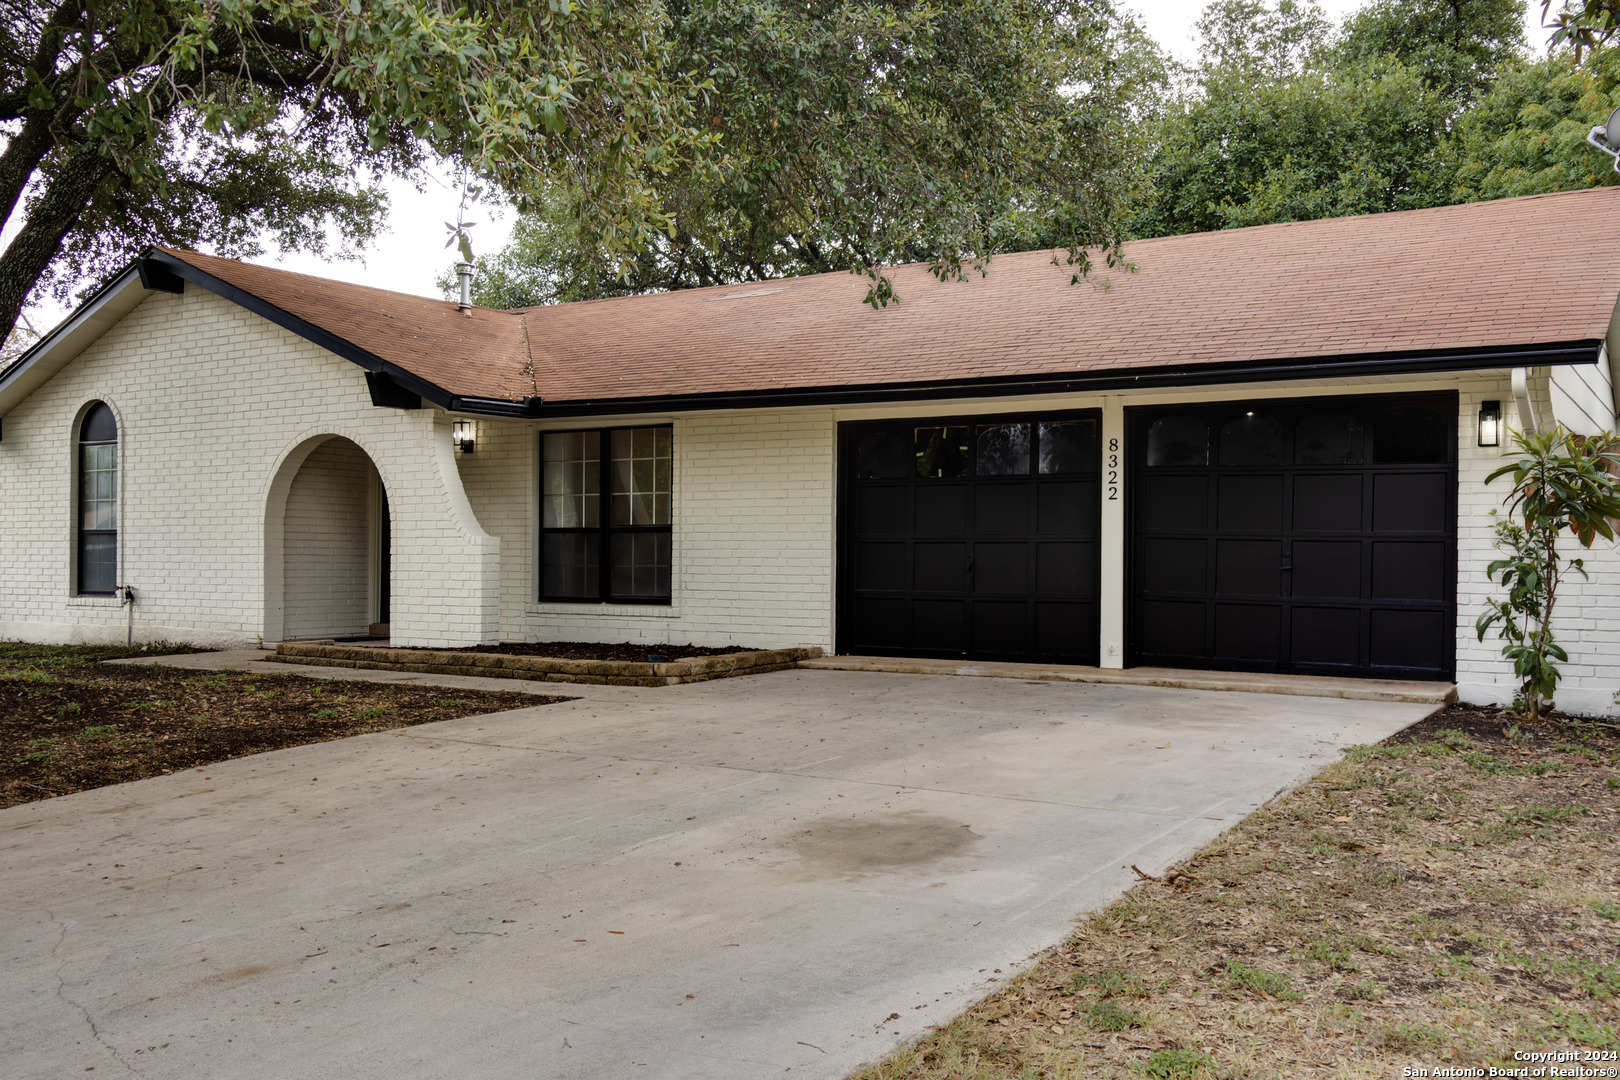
[1512, 367, 1541, 434]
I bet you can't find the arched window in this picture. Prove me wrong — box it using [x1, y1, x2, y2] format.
[78, 403, 118, 595]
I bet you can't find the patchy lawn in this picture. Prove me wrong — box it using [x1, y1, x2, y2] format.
[1, 642, 569, 808]
[852, 706, 1620, 1080]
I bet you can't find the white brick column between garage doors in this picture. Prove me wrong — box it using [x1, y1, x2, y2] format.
[262, 413, 500, 649]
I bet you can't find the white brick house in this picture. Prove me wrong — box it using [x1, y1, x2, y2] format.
[4, 189, 1620, 712]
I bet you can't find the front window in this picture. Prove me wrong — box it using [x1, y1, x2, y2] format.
[77, 402, 118, 595]
[540, 425, 672, 602]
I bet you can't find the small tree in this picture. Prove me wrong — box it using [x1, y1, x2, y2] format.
[1477, 425, 1620, 720]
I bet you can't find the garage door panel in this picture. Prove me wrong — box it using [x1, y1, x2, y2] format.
[850, 598, 907, 649]
[1369, 609, 1446, 674]
[913, 543, 967, 592]
[855, 542, 907, 591]
[971, 602, 1029, 654]
[1036, 602, 1097, 658]
[1213, 604, 1282, 662]
[915, 485, 967, 533]
[1291, 607, 1360, 667]
[1373, 473, 1447, 533]
[1037, 480, 1097, 534]
[1140, 475, 1207, 532]
[1293, 475, 1362, 532]
[857, 487, 908, 534]
[1215, 539, 1283, 597]
[912, 600, 967, 651]
[974, 485, 1030, 534]
[1140, 600, 1207, 659]
[1293, 541, 1361, 598]
[1372, 542, 1446, 601]
[1036, 541, 1098, 596]
[1142, 538, 1207, 594]
[974, 543, 1029, 593]
[1217, 474, 1283, 532]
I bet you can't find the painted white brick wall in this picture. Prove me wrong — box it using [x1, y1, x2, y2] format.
[1454, 373, 1620, 714]
[0, 286, 498, 649]
[282, 438, 372, 640]
[458, 409, 837, 651]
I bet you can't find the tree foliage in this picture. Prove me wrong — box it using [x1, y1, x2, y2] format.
[1446, 45, 1620, 198]
[1133, 0, 1535, 238]
[1334, 0, 1526, 103]
[0, 0, 707, 341]
[1478, 426, 1620, 720]
[1133, 57, 1451, 236]
[468, 0, 1169, 307]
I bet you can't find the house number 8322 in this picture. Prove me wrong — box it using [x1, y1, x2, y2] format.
[1107, 437, 1119, 501]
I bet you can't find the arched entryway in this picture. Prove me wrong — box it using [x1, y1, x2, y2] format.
[268, 436, 391, 642]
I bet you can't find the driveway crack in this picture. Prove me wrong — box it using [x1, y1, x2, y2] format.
[47, 909, 140, 1076]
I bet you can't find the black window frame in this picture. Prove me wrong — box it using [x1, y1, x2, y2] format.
[76, 402, 119, 596]
[538, 424, 673, 605]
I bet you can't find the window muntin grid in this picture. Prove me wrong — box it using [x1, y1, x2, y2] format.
[540, 425, 672, 603]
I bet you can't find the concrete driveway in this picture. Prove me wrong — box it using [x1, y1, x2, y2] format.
[1, 667, 1432, 1079]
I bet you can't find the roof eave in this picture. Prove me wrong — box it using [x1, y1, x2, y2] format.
[504, 339, 1603, 420]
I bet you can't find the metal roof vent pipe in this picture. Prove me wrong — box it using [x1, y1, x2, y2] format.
[456, 261, 474, 315]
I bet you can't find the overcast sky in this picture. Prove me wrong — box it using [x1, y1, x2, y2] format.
[13, 0, 1553, 332]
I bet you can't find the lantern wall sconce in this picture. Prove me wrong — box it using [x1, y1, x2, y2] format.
[451, 420, 476, 454]
[1477, 400, 1501, 448]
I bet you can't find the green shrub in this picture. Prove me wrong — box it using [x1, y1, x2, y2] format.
[1140, 1048, 1215, 1079]
[1223, 960, 1302, 1001]
[1086, 999, 1145, 1031]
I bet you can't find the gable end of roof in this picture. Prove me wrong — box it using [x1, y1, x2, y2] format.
[142, 249, 460, 412]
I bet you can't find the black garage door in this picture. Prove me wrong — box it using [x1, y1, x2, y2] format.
[1129, 393, 1456, 680]
[839, 413, 1101, 664]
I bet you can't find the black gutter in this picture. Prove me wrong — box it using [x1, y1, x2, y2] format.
[513, 340, 1603, 419]
[142, 249, 462, 412]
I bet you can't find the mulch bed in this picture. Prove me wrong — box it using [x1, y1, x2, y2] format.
[854, 703, 1620, 1080]
[386, 640, 759, 662]
[1, 643, 568, 809]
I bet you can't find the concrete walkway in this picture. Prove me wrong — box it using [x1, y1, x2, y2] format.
[1, 666, 1436, 1080]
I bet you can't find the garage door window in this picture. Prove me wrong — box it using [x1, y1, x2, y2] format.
[1294, 411, 1364, 465]
[1147, 415, 1208, 466]
[915, 426, 969, 477]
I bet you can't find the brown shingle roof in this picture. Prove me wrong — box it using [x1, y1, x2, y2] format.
[164, 188, 1620, 408]
[160, 247, 534, 402]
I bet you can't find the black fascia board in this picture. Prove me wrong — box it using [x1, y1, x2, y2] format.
[512, 339, 1603, 419]
[143, 249, 462, 411]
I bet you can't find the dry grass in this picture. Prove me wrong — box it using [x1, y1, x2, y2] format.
[850, 707, 1620, 1080]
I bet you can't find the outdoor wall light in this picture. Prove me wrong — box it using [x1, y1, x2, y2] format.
[1478, 400, 1502, 448]
[452, 419, 476, 454]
